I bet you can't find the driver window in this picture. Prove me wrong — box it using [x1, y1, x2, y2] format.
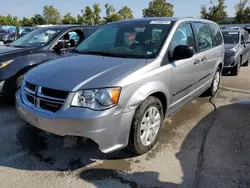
[169, 23, 195, 58]
[58, 30, 82, 49]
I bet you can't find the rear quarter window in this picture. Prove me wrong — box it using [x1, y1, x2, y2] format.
[85, 28, 98, 37]
[209, 23, 223, 46]
[193, 22, 213, 51]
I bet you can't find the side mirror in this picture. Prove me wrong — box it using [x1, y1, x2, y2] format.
[53, 40, 69, 53]
[172, 45, 194, 61]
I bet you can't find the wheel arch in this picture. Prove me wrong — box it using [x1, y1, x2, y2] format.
[123, 81, 170, 117]
[149, 91, 167, 117]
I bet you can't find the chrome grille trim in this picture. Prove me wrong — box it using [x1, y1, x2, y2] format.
[37, 87, 65, 102]
[24, 87, 36, 95]
[21, 81, 69, 113]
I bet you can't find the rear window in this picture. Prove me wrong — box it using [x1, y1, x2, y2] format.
[209, 23, 223, 46]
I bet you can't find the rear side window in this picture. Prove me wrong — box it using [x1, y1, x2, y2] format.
[209, 23, 223, 46]
[193, 22, 213, 51]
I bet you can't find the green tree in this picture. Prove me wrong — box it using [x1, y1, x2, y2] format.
[1, 14, 20, 26]
[105, 3, 116, 17]
[62, 13, 77, 24]
[31, 14, 47, 25]
[83, 6, 94, 25]
[143, 0, 174, 17]
[118, 6, 134, 20]
[93, 3, 101, 25]
[20, 17, 33, 26]
[103, 3, 121, 23]
[200, 0, 228, 23]
[77, 14, 84, 24]
[234, 0, 249, 23]
[0, 16, 8, 25]
[43, 5, 61, 24]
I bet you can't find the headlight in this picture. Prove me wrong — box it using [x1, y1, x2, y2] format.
[225, 51, 235, 59]
[0, 60, 13, 69]
[71, 87, 121, 110]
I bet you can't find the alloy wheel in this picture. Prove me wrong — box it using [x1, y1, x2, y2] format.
[140, 106, 161, 146]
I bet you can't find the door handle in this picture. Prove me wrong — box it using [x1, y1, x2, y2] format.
[201, 56, 207, 61]
[194, 60, 201, 65]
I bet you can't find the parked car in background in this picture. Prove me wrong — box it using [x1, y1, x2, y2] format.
[222, 28, 250, 75]
[19, 27, 36, 37]
[0, 26, 15, 44]
[0, 25, 99, 98]
[16, 18, 224, 155]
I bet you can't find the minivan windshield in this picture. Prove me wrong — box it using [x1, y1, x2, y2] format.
[75, 20, 174, 58]
[11, 27, 61, 47]
[222, 31, 239, 44]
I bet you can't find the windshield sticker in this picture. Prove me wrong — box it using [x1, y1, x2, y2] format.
[228, 32, 238, 35]
[150, 21, 171, 25]
[45, 30, 56, 35]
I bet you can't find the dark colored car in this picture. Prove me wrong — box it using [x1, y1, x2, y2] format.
[0, 25, 99, 98]
[222, 28, 250, 75]
[0, 27, 15, 44]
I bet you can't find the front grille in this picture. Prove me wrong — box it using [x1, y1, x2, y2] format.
[41, 87, 68, 99]
[26, 93, 35, 104]
[26, 82, 36, 92]
[22, 81, 69, 113]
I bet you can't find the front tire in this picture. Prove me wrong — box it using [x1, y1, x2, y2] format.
[128, 96, 164, 155]
[244, 59, 249, 67]
[231, 62, 240, 76]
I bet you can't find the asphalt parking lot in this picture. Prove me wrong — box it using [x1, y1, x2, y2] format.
[0, 66, 250, 188]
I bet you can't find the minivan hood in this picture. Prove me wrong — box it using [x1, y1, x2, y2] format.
[25, 54, 147, 91]
[224, 43, 238, 51]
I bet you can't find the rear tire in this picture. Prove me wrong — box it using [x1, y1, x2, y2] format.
[127, 96, 164, 155]
[205, 67, 221, 96]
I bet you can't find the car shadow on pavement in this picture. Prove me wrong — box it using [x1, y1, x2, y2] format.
[0, 119, 138, 171]
[79, 102, 250, 187]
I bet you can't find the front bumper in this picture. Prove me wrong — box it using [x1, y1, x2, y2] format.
[16, 89, 134, 153]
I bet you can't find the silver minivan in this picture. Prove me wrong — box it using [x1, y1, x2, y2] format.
[16, 18, 224, 154]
